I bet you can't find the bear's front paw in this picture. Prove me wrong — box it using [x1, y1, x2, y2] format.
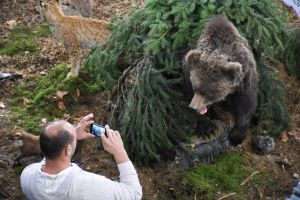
[196, 119, 218, 137]
[228, 128, 246, 146]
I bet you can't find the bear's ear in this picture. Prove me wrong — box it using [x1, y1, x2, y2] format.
[222, 62, 243, 85]
[184, 49, 203, 69]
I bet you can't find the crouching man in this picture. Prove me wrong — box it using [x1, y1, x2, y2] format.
[20, 113, 142, 200]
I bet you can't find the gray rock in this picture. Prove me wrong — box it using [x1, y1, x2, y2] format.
[252, 135, 275, 155]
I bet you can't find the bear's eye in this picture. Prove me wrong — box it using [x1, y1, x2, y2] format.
[200, 92, 216, 102]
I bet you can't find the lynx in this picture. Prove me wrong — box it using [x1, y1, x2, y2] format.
[14, 131, 40, 165]
[40, 0, 110, 78]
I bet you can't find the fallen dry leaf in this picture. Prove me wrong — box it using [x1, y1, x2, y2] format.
[58, 101, 66, 110]
[5, 19, 17, 30]
[261, 120, 274, 126]
[41, 118, 47, 124]
[63, 113, 70, 120]
[0, 102, 6, 108]
[72, 116, 83, 122]
[23, 98, 29, 106]
[281, 131, 289, 143]
[287, 131, 300, 141]
[56, 91, 68, 99]
[294, 173, 300, 179]
[287, 131, 297, 136]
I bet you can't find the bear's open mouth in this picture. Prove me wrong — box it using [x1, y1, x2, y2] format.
[196, 104, 212, 115]
[197, 107, 207, 115]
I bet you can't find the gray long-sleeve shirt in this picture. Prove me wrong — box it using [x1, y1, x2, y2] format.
[20, 160, 142, 200]
[286, 182, 300, 200]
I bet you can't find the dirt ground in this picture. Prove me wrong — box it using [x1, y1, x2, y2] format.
[0, 0, 299, 199]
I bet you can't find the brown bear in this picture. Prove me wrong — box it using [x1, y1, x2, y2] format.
[183, 15, 258, 145]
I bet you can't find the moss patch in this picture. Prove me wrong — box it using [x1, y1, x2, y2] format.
[183, 152, 265, 199]
[0, 25, 51, 56]
[13, 166, 24, 175]
[33, 24, 52, 37]
[11, 64, 103, 133]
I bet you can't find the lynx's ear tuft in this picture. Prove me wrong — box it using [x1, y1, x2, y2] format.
[40, 0, 45, 7]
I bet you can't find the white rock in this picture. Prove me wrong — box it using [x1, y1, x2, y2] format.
[293, 173, 300, 179]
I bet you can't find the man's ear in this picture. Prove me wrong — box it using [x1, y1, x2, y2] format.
[222, 62, 243, 85]
[66, 144, 72, 156]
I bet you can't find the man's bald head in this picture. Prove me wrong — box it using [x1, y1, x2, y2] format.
[44, 120, 74, 136]
[40, 120, 75, 159]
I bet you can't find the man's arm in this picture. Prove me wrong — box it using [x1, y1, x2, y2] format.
[101, 125, 129, 164]
[73, 115, 142, 199]
[100, 125, 142, 200]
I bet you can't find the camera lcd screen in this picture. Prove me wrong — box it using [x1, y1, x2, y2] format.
[90, 123, 105, 137]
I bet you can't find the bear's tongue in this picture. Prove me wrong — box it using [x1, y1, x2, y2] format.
[198, 107, 207, 115]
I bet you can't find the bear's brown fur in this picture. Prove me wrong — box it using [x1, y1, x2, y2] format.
[183, 15, 258, 145]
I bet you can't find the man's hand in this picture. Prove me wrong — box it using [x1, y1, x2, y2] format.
[75, 113, 95, 140]
[101, 125, 129, 164]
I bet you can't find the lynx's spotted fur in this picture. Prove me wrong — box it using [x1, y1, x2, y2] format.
[40, 0, 110, 78]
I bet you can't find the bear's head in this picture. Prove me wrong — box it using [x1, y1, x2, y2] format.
[185, 49, 243, 115]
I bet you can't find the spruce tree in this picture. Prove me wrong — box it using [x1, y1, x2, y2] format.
[285, 20, 300, 77]
[87, 0, 291, 164]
